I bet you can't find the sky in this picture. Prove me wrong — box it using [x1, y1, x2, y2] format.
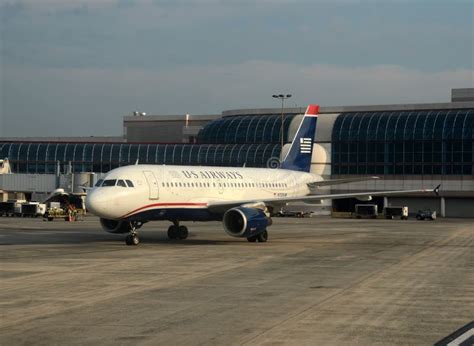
[1, 0, 473, 137]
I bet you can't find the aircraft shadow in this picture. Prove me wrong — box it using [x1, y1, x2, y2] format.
[0, 232, 242, 247]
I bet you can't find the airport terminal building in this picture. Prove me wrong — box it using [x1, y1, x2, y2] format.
[1, 88, 473, 217]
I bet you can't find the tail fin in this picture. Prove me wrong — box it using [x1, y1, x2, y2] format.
[280, 104, 318, 172]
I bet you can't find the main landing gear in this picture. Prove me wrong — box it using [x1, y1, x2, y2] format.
[167, 220, 189, 240]
[247, 230, 268, 243]
[125, 221, 142, 246]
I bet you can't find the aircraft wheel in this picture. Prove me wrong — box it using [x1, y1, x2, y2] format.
[257, 230, 268, 243]
[126, 234, 140, 246]
[167, 225, 178, 239]
[247, 236, 257, 243]
[131, 234, 140, 245]
[178, 226, 188, 240]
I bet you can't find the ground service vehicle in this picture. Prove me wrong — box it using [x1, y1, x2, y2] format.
[416, 209, 437, 220]
[43, 207, 68, 221]
[275, 210, 307, 218]
[354, 204, 378, 219]
[384, 206, 408, 220]
[21, 202, 46, 218]
[0, 201, 15, 217]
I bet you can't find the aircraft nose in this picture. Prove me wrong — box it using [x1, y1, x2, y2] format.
[85, 190, 108, 217]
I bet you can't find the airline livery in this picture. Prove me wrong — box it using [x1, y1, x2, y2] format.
[86, 105, 437, 245]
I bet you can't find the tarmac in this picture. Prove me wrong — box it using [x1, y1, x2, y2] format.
[0, 216, 473, 345]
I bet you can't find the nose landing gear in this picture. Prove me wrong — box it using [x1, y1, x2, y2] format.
[167, 220, 188, 240]
[125, 221, 142, 246]
[125, 233, 140, 246]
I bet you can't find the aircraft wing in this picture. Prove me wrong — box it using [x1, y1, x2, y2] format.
[207, 186, 440, 213]
[307, 176, 379, 188]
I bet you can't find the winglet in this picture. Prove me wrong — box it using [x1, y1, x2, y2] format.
[434, 184, 441, 196]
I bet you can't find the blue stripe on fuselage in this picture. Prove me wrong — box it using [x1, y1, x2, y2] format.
[125, 208, 222, 222]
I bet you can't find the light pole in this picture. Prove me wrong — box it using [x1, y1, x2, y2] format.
[272, 94, 292, 156]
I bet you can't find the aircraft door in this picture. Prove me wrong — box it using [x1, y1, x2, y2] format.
[143, 171, 159, 200]
[291, 173, 299, 196]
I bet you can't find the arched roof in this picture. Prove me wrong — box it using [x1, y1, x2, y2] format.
[332, 109, 473, 175]
[197, 114, 296, 144]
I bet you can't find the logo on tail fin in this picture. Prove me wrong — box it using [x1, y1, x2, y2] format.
[280, 104, 319, 172]
[300, 138, 312, 154]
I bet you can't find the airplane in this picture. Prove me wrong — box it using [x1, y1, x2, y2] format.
[86, 104, 439, 246]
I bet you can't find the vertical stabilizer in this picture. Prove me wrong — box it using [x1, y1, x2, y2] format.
[280, 104, 318, 172]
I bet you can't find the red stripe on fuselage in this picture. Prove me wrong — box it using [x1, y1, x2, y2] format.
[121, 202, 208, 219]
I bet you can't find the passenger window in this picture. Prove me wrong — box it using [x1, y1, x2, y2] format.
[102, 179, 117, 187]
[117, 180, 127, 187]
[125, 180, 134, 187]
[95, 179, 103, 187]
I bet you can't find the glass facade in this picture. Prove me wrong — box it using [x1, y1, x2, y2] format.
[332, 110, 473, 176]
[2, 108, 472, 176]
[0, 142, 281, 174]
[197, 114, 295, 144]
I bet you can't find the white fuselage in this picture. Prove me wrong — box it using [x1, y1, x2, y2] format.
[86, 164, 320, 221]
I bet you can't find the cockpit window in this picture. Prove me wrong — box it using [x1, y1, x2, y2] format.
[102, 179, 117, 187]
[117, 180, 127, 187]
[95, 179, 103, 187]
[125, 180, 134, 187]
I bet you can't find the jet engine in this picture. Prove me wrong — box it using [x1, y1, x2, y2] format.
[100, 218, 131, 234]
[223, 207, 271, 238]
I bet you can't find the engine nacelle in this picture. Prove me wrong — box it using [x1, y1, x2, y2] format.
[223, 207, 271, 238]
[100, 218, 131, 234]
